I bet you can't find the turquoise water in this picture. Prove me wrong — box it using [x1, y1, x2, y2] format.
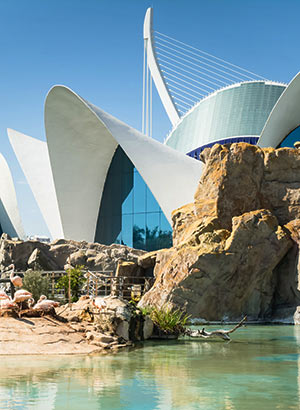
[1, 325, 300, 409]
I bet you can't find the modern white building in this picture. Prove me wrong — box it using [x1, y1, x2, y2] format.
[0, 153, 25, 239]
[6, 8, 300, 249]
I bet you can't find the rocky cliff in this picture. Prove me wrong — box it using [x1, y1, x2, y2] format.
[0, 236, 153, 277]
[139, 143, 300, 321]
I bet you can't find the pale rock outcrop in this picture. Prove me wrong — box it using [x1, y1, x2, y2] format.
[0, 236, 150, 278]
[0, 316, 105, 355]
[57, 295, 153, 342]
[140, 143, 300, 320]
[67, 249, 87, 267]
[141, 209, 291, 320]
[27, 248, 58, 270]
[138, 250, 159, 269]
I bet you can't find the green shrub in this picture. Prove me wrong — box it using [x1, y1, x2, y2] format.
[23, 270, 49, 302]
[139, 305, 154, 316]
[56, 265, 86, 302]
[143, 304, 190, 334]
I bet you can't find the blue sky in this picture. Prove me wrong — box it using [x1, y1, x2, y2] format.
[1, 0, 300, 236]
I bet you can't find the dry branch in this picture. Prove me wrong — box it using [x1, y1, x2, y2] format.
[184, 316, 247, 341]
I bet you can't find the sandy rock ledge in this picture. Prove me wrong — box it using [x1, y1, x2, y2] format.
[0, 295, 151, 355]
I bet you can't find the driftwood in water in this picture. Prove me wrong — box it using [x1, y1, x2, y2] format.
[184, 316, 247, 341]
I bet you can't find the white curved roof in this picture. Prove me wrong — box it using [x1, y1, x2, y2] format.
[0, 153, 25, 239]
[164, 81, 286, 154]
[8, 128, 63, 239]
[258, 72, 300, 147]
[44, 86, 203, 242]
[165, 80, 287, 144]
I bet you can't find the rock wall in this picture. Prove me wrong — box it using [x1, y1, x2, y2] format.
[0, 236, 154, 277]
[140, 143, 300, 321]
[0, 295, 154, 355]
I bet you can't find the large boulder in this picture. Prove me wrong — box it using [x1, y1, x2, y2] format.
[57, 295, 153, 341]
[140, 143, 300, 321]
[28, 248, 60, 270]
[140, 210, 291, 320]
[0, 238, 53, 271]
[49, 243, 78, 267]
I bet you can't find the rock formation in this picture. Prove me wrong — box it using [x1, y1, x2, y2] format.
[140, 143, 300, 321]
[0, 236, 154, 277]
[0, 295, 154, 355]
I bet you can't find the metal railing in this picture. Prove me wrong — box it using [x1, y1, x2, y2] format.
[84, 271, 154, 300]
[7, 270, 154, 302]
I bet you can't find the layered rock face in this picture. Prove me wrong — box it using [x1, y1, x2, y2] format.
[0, 236, 152, 277]
[0, 296, 153, 355]
[140, 143, 300, 320]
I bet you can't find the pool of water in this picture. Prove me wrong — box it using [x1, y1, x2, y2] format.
[1, 325, 300, 409]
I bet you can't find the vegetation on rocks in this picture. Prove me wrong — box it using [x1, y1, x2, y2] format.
[141, 305, 190, 335]
[56, 265, 86, 302]
[23, 270, 49, 302]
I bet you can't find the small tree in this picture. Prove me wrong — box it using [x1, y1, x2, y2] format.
[56, 265, 86, 302]
[23, 270, 49, 302]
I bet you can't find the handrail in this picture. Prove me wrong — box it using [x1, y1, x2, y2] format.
[1, 269, 154, 301]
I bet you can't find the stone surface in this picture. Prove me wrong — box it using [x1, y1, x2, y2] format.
[50, 243, 78, 267]
[58, 295, 153, 341]
[68, 250, 87, 267]
[140, 209, 291, 320]
[143, 315, 154, 339]
[0, 293, 154, 355]
[137, 250, 159, 269]
[27, 248, 59, 270]
[0, 237, 149, 278]
[0, 316, 104, 355]
[116, 260, 140, 277]
[140, 143, 300, 321]
[294, 306, 300, 324]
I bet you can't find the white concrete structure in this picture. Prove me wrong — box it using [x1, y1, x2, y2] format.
[258, 72, 300, 148]
[6, 10, 300, 245]
[8, 68, 300, 243]
[165, 81, 286, 154]
[0, 153, 25, 239]
[7, 129, 63, 239]
[44, 85, 202, 241]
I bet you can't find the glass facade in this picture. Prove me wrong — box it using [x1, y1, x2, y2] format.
[166, 82, 286, 154]
[278, 126, 300, 148]
[95, 146, 172, 251]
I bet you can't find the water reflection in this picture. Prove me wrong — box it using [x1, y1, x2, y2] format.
[0, 326, 300, 409]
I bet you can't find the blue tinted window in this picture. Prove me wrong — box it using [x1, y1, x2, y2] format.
[133, 172, 146, 213]
[146, 212, 160, 231]
[95, 146, 172, 251]
[146, 187, 160, 212]
[133, 214, 146, 250]
[122, 189, 133, 214]
[278, 126, 300, 148]
[122, 214, 133, 248]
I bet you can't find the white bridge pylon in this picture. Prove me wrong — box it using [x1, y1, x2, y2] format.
[143, 8, 180, 130]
